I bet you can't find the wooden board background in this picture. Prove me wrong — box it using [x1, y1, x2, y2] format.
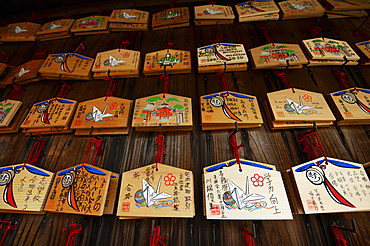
[0, 1, 370, 245]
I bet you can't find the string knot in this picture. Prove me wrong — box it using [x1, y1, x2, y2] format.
[150, 225, 167, 246]
[61, 223, 83, 246]
[243, 227, 255, 246]
[159, 74, 170, 98]
[25, 133, 46, 165]
[155, 133, 167, 170]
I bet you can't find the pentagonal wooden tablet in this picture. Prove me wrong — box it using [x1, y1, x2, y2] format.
[70, 16, 109, 33]
[0, 106, 27, 134]
[0, 164, 54, 212]
[117, 163, 194, 218]
[329, 88, 370, 122]
[267, 88, 335, 122]
[109, 22, 148, 31]
[36, 19, 75, 35]
[0, 100, 22, 127]
[200, 91, 263, 127]
[249, 43, 308, 69]
[109, 9, 149, 24]
[355, 40, 370, 62]
[39, 53, 94, 78]
[92, 49, 140, 73]
[70, 96, 132, 130]
[21, 97, 77, 128]
[152, 7, 190, 28]
[0, 22, 40, 42]
[302, 38, 360, 61]
[3, 60, 44, 85]
[203, 159, 292, 220]
[132, 93, 192, 129]
[44, 163, 112, 216]
[143, 49, 191, 75]
[278, 0, 325, 20]
[194, 4, 235, 20]
[322, 0, 370, 11]
[198, 43, 248, 66]
[235, 1, 279, 17]
[292, 157, 370, 214]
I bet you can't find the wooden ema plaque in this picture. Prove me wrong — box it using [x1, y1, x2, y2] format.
[194, 4, 234, 26]
[328, 88, 370, 124]
[109, 9, 149, 31]
[70, 96, 132, 135]
[198, 63, 248, 73]
[249, 43, 308, 69]
[264, 101, 333, 130]
[355, 40, 370, 65]
[117, 163, 194, 219]
[278, 0, 325, 20]
[197, 43, 248, 67]
[0, 22, 40, 42]
[21, 97, 77, 130]
[0, 100, 22, 128]
[92, 48, 140, 77]
[0, 164, 54, 213]
[39, 53, 94, 80]
[307, 59, 358, 66]
[143, 49, 191, 76]
[200, 91, 263, 130]
[109, 9, 149, 23]
[235, 1, 280, 22]
[326, 9, 368, 19]
[36, 19, 75, 41]
[291, 157, 370, 214]
[152, 7, 190, 30]
[0, 106, 28, 134]
[267, 88, 336, 122]
[2, 60, 44, 86]
[203, 159, 293, 220]
[44, 163, 117, 216]
[132, 93, 192, 131]
[302, 38, 360, 61]
[321, 0, 370, 11]
[70, 16, 109, 35]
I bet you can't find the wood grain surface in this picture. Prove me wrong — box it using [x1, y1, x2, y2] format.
[0, 1, 370, 245]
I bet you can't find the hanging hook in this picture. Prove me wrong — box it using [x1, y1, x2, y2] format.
[284, 60, 290, 72]
[335, 56, 349, 72]
[107, 69, 113, 80]
[232, 122, 239, 135]
[158, 123, 162, 133]
[89, 126, 94, 137]
[354, 15, 369, 33]
[223, 62, 227, 73]
[333, 219, 357, 233]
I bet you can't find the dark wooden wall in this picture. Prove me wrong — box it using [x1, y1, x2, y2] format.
[1, 1, 370, 245]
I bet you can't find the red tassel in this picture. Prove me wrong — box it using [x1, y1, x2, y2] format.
[83, 137, 104, 166]
[119, 40, 130, 52]
[167, 39, 175, 52]
[333, 71, 355, 89]
[31, 49, 47, 60]
[216, 70, 228, 93]
[61, 223, 83, 246]
[0, 220, 17, 246]
[211, 35, 222, 45]
[274, 71, 295, 93]
[0, 52, 10, 63]
[150, 225, 167, 246]
[297, 131, 328, 162]
[155, 133, 167, 171]
[74, 42, 85, 54]
[56, 84, 73, 98]
[330, 225, 348, 246]
[6, 84, 24, 101]
[104, 76, 117, 100]
[310, 26, 323, 38]
[259, 26, 273, 44]
[159, 74, 170, 98]
[229, 132, 244, 171]
[25, 133, 46, 165]
[243, 227, 255, 246]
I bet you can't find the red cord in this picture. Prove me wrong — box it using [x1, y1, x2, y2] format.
[25, 133, 46, 165]
[150, 225, 167, 246]
[217, 69, 228, 93]
[159, 74, 170, 98]
[56, 84, 72, 98]
[83, 137, 104, 166]
[104, 76, 117, 100]
[229, 133, 244, 171]
[330, 224, 348, 246]
[155, 133, 167, 170]
[61, 223, 83, 246]
[333, 71, 355, 89]
[243, 227, 256, 246]
[274, 71, 295, 93]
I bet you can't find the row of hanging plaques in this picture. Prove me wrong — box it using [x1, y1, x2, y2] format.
[1, 0, 370, 42]
[0, 156, 369, 219]
[2, 37, 370, 90]
[0, 84, 370, 136]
